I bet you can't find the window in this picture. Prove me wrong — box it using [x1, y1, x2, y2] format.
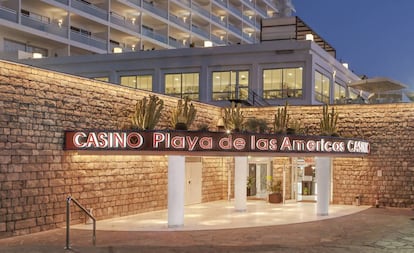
[314, 71, 330, 104]
[334, 82, 346, 104]
[94, 77, 109, 82]
[212, 70, 249, 101]
[263, 67, 302, 99]
[120, 75, 152, 91]
[165, 73, 199, 100]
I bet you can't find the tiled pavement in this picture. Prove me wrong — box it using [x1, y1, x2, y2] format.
[0, 203, 413, 253]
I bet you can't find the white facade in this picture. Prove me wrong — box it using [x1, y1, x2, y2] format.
[0, 0, 279, 58]
[22, 39, 361, 106]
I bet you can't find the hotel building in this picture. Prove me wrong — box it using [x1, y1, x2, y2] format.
[0, 0, 279, 57]
[0, 0, 412, 240]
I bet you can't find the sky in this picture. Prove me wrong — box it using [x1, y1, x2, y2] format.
[293, 0, 414, 90]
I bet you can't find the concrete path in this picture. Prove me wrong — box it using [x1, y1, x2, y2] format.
[0, 207, 413, 253]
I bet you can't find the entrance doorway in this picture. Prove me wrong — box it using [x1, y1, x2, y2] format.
[185, 160, 202, 205]
[248, 158, 272, 198]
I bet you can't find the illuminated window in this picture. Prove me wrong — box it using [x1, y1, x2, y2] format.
[334, 82, 346, 104]
[314, 71, 330, 104]
[120, 75, 152, 91]
[165, 73, 199, 100]
[94, 77, 109, 82]
[212, 70, 249, 101]
[263, 67, 303, 99]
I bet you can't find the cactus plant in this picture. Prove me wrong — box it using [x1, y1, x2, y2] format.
[273, 101, 290, 134]
[320, 104, 339, 136]
[171, 97, 197, 130]
[223, 102, 245, 132]
[130, 95, 164, 130]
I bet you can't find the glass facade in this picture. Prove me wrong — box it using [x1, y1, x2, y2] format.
[120, 75, 152, 91]
[263, 67, 303, 99]
[314, 71, 330, 104]
[212, 70, 249, 101]
[165, 73, 199, 100]
[334, 82, 346, 104]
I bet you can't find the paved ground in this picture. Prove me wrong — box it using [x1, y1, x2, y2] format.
[0, 207, 413, 253]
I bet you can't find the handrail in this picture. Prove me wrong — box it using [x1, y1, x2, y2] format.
[65, 196, 96, 250]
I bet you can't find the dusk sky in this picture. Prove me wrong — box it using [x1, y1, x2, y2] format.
[294, 0, 414, 90]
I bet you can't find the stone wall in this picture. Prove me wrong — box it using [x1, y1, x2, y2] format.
[1, 59, 413, 238]
[0, 60, 223, 238]
[243, 104, 414, 207]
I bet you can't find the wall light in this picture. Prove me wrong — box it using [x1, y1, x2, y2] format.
[113, 47, 123, 53]
[32, 53, 43, 59]
[204, 40, 213, 47]
[305, 33, 314, 41]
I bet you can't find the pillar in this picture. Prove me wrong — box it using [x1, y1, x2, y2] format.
[167, 155, 185, 228]
[315, 156, 331, 216]
[234, 156, 248, 211]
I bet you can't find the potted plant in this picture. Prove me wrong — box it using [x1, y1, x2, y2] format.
[170, 97, 197, 130]
[273, 101, 289, 134]
[246, 176, 255, 196]
[130, 95, 164, 130]
[320, 104, 339, 136]
[223, 102, 245, 132]
[268, 180, 282, 203]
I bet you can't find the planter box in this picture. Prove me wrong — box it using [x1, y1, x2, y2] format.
[268, 192, 282, 203]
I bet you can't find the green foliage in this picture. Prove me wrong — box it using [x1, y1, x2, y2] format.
[130, 95, 164, 130]
[288, 119, 302, 134]
[223, 102, 245, 132]
[245, 117, 268, 133]
[268, 180, 282, 193]
[273, 101, 290, 134]
[171, 97, 197, 130]
[320, 104, 339, 136]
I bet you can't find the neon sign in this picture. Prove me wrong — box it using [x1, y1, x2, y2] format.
[65, 130, 370, 156]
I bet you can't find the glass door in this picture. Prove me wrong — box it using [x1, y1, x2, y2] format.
[247, 162, 270, 198]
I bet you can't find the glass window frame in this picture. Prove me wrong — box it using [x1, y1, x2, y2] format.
[212, 70, 249, 101]
[164, 72, 199, 100]
[120, 74, 153, 91]
[262, 67, 303, 99]
[314, 71, 331, 104]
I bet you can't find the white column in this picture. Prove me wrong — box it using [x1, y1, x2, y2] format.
[234, 156, 248, 212]
[315, 156, 331, 216]
[167, 155, 185, 228]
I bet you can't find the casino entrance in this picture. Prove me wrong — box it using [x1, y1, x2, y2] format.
[247, 157, 332, 203]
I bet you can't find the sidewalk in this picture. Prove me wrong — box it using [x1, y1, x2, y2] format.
[0, 203, 413, 253]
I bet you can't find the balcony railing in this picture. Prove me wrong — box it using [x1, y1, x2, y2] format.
[0, 5, 17, 22]
[21, 15, 68, 38]
[143, 1, 168, 19]
[110, 12, 140, 33]
[228, 23, 242, 36]
[125, 0, 141, 7]
[169, 14, 190, 30]
[71, 0, 108, 20]
[191, 25, 210, 38]
[191, 2, 210, 19]
[241, 0, 267, 17]
[142, 26, 168, 44]
[169, 37, 187, 48]
[54, 0, 69, 4]
[70, 30, 107, 50]
[174, 0, 190, 7]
